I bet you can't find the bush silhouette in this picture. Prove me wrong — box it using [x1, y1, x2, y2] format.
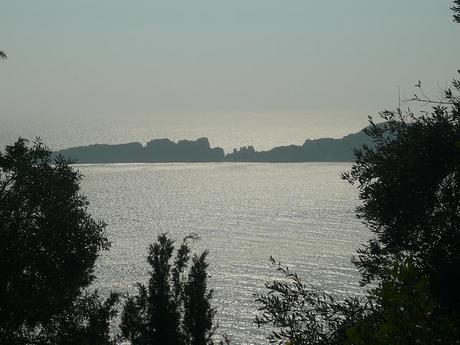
[120, 234, 216, 345]
[0, 139, 118, 344]
[256, 2, 460, 341]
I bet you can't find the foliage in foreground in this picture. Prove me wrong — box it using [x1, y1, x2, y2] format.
[347, 257, 460, 345]
[343, 90, 460, 296]
[120, 233, 217, 345]
[256, 76, 460, 344]
[255, 2, 460, 333]
[255, 257, 368, 345]
[0, 139, 119, 344]
[453, 0, 460, 22]
[0, 140, 223, 345]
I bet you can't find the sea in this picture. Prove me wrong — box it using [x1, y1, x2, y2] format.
[76, 162, 369, 345]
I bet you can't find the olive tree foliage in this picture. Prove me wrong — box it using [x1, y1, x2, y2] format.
[339, 70, 460, 343]
[256, 3, 460, 340]
[120, 233, 218, 345]
[0, 139, 118, 344]
[255, 257, 369, 345]
[453, 0, 460, 22]
[257, 256, 460, 345]
[342, 75, 460, 297]
[345, 257, 460, 345]
[256, 78, 460, 345]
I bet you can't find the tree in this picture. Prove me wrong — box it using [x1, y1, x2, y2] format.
[0, 139, 118, 344]
[346, 257, 460, 345]
[453, 0, 460, 22]
[341, 78, 460, 304]
[256, 81, 460, 345]
[40, 291, 119, 345]
[183, 251, 216, 345]
[256, 2, 460, 340]
[0, 50, 6, 60]
[120, 233, 216, 345]
[255, 257, 368, 345]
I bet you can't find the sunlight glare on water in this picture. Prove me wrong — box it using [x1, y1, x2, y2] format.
[78, 163, 369, 344]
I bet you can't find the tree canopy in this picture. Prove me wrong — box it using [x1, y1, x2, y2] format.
[255, 2, 460, 342]
[453, 0, 460, 22]
[256, 75, 460, 345]
[0, 139, 117, 344]
[120, 233, 217, 345]
[342, 77, 460, 299]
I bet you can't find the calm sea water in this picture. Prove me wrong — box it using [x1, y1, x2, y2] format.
[78, 163, 368, 345]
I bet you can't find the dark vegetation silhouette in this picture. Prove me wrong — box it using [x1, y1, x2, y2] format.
[453, 0, 460, 22]
[255, 77, 460, 345]
[0, 139, 119, 344]
[2, 2, 460, 345]
[255, 3, 460, 344]
[56, 129, 373, 163]
[119, 234, 218, 345]
[0, 50, 6, 60]
[0, 142, 222, 345]
[255, 256, 368, 344]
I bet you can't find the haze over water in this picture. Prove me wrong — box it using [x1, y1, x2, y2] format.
[0, 113, 368, 153]
[78, 162, 368, 344]
[1, 1, 460, 345]
[1, 1, 458, 154]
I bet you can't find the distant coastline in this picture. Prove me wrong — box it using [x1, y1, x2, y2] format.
[55, 127, 373, 163]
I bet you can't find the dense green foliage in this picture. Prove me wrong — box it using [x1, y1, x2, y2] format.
[343, 98, 460, 287]
[0, 139, 118, 344]
[346, 257, 460, 345]
[120, 234, 217, 345]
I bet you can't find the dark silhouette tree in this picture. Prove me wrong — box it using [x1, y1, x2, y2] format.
[42, 291, 119, 345]
[453, 0, 460, 22]
[120, 234, 216, 345]
[345, 257, 460, 345]
[256, 78, 460, 345]
[256, 2, 460, 342]
[255, 257, 368, 345]
[0, 50, 6, 60]
[183, 251, 216, 345]
[0, 139, 118, 344]
[341, 80, 460, 302]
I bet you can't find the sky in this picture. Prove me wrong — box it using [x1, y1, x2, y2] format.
[1, 0, 459, 150]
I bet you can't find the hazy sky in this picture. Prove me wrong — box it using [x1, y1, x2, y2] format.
[1, 0, 459, 149]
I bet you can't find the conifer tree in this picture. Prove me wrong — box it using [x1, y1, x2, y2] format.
[184, 251, 216, 345]
[120, 234, 216, 345]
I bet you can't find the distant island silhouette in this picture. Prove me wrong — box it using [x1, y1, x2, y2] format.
[55, 127, 374, 163]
